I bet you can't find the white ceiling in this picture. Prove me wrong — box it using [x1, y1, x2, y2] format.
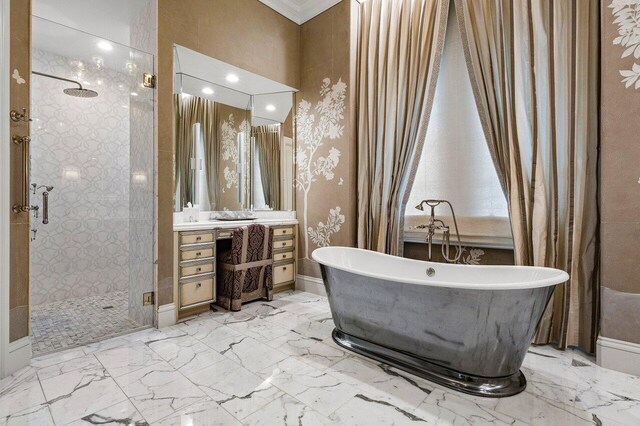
[258, 0, 342, 24]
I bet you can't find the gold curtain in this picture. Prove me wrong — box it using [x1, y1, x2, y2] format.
[357, 0, 449, 255]
[174, 94, 219, 210]
[254, 125, 281, 210]
[456, 0, 599, 351]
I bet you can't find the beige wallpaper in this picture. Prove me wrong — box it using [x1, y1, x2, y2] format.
[296, 0, 357, 278]
[600, 0, 640, 344]
[9, 0, 31, 342]
[157, 0, 301, 305]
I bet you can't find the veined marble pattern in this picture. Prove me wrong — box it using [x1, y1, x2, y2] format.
[2, 291, 639, 425]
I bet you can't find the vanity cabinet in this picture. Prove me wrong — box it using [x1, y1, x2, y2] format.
[173, 222, 297, 319]
[174, 231, 217, 317]
[272, 225, 296, 291]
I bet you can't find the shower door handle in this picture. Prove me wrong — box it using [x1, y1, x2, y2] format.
[11, 135, 31, 213]
[42, 191, 49, 224]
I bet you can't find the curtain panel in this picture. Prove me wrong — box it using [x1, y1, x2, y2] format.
[174, 94, 219, 210]
[253, 125, 282, 210]
[356, 0, 449, 255]
[455, 0, 599, 351]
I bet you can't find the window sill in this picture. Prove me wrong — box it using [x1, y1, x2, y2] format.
[404, 215, 514, 250]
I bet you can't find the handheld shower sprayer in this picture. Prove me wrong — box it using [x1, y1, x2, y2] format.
[415, 199, 463, 263]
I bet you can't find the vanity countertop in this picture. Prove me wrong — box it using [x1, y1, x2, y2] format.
[173, 218, 298, 232]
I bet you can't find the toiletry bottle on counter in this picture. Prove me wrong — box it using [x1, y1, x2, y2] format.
[184, 202, 200, 222]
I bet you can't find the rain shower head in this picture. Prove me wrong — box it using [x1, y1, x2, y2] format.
[32, 71, 99, 98]
[63, 87, 98, 98]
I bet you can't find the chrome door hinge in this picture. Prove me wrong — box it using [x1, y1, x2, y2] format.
[143, 73, 156, 89]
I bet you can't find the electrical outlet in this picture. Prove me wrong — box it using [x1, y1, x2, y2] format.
[143, 292, 154, 306]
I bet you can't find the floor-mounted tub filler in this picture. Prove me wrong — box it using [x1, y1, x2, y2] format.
[312, 246, 569, 397]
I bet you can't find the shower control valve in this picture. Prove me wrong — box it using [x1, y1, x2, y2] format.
[10, 108, 32, 122]
[30, 205, 40, 218]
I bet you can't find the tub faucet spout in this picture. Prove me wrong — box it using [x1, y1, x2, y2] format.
[415, 199, 462, 263]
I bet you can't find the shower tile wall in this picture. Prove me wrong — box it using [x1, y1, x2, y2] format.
[31, 49, 131, 306]
[128, 0, 156, 325]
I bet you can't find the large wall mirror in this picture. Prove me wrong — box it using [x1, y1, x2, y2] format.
[173, 45, 296, 213]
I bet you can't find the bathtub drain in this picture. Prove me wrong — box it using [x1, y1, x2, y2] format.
[426, 267, 435, 277]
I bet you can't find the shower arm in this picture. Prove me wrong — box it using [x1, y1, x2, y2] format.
[32, 71, 84, 90]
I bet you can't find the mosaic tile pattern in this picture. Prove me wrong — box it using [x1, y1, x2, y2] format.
[30, 49, 131, 305]
[2, 291, 638, 425]
[31, 291, 143, 356]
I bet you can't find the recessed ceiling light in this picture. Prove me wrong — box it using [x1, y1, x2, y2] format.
[265, 104, 276, 111]
[130, 92, 138, 96]
[226, 73, 239, 83]
[97, 40, 113, 51]
[202, 87, 214, 95]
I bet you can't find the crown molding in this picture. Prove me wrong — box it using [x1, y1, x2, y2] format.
[259, 0, 342, 25]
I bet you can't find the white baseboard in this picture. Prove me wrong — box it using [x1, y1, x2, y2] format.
[597, 336, 640, 376]
[157, 303, 176, 328]
[5, 337, 31, 375]
[296, 274, 326, 297]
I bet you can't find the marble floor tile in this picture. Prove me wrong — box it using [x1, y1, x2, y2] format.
[40, 364, 128, 425]
[266, 331, 348, 370]
[0, 368, 48, 425]
[36, 353, 102, 381]
[242, 394, 336, 426]
[146, 334, 227, 376]
[185, 357, 283, 420]
[154, 398, 242, 426]
[260, 357, 360, 417]
[0, 404, 55, 426]
[415, 389, 527, 425]
[65, 400, 146, 426]
[114, 361, 206, 423]
[94, 342, 164, 378]
[212, 336, 288, 373]
[1, 291, 639, 425]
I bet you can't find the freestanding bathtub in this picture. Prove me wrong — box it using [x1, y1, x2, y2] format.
[312, 246, 569, 397]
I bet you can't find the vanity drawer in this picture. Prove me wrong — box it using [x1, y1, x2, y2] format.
[273, 227, 294, 237]
[180, 278, 214, 308]
[181, 248, 214, 261]
[181, 263, 214, 277]
[273, 239, 294, 250]
[273, 263, 294, 284]
[181, 233, 214, 244]
[217, 230, 233, 239]
[274, 252, 294, 262]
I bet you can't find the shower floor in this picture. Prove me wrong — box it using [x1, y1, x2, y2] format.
[30, 291, 146, 356]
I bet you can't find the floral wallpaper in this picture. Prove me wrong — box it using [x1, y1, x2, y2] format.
[609, 0, 640, 88]
[30, 49, 131, 305]
[295, 78, 347, 259]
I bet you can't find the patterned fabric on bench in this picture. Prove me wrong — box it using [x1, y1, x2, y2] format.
[216, 224, 273, 311]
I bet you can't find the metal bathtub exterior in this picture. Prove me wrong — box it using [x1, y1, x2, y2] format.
[319, 264, 555, 397]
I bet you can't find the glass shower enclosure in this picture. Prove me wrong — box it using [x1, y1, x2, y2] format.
[29, 16, 155, 355]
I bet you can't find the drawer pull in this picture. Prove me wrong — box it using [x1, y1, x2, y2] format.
[196, 236, 202, 241]
[196, 283, 202, 288]
[196, 252, 201, 256]
[196, 267, 202, 272]
[283, 267, 287, 271]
